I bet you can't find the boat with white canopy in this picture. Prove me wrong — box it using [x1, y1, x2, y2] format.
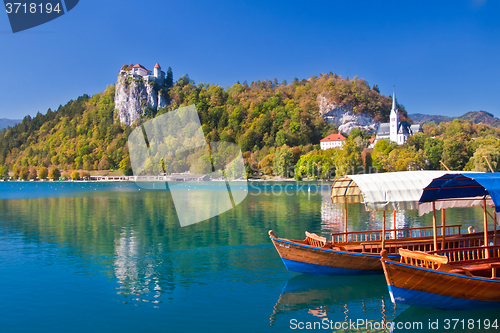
[381, 173, 500, 310]
[270, 171, 485, 275]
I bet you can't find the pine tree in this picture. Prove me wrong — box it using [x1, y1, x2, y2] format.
[166, 67, 173, 88]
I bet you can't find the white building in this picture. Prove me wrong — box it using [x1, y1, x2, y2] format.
[129, 63, 166, 86]
[374, 89, 422, 145]
[320, 132, 346, 150]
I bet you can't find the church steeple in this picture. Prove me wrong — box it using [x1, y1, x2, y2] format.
[390, 87, 399, 143]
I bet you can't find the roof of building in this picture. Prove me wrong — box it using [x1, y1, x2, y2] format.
[154, 63, 161, 68]
[132, 64, 150, 71]
[368, 138, 375, 144]
[398, 121, 411, 135]
[377, 123, 390, 136]
[410, 124, 423, 133]
[377, 121, 415, 136]
[320, 133, 346, 142]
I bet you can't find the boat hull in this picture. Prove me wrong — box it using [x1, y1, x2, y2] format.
[271, 237, 397, 276]
[382, 259, 500, 310]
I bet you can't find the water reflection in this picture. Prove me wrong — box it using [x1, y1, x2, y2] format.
[0, 184, 496, 332]
[270, 274, 407, 327]
[114, 227, 166, 305]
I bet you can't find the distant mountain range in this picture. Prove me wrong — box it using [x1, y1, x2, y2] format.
[409, 111, 500, 128]
[0, 118, 22, 130]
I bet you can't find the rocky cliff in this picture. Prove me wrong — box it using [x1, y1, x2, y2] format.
[317, 92, 379, 134]
[114, 71, 167, 126]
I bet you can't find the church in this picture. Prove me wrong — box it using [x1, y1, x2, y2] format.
[374, 89, 422, 145]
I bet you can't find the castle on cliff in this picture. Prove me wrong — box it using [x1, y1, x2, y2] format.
[125, 63, 166, 86]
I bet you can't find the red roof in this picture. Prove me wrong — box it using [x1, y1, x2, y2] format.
[132, 64, 150, 71]
[154, 63, 161, 68]
[368, 138, 375, 144]
[320, 133, 346, 142]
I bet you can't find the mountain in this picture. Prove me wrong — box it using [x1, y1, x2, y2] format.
[0, 118, 22, 130]
[460, 111, 500, 128]
[409, 111, 500, 128]
[408, 113, 454, 125]
[0, 70, 402, 174]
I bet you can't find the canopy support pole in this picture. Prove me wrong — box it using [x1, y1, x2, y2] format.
[393, 210, 397, 240]
[432, 202, 438, 251]
[484, 199, 490, 259]
[344, 200, 348, 243]
[495, 210, 498, 246]
[382, 211, 386, 249]
[441, 208, 446, 250]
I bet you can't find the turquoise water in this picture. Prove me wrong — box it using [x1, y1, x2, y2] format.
[0, 181, 498, 332]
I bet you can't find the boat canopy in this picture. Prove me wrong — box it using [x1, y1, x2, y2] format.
[331, 171, 451, 211]
[419, 173, 500, 216]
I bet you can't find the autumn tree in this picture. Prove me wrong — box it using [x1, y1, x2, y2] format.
[49, 168, 61, 180]
[38, 166, 48, 180]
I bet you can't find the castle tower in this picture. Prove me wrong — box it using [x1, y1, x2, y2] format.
[389, 88, 399, 143]
[154, 63, 161, 79]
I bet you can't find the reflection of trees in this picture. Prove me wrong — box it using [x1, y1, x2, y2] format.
[0, 186, 330, 304]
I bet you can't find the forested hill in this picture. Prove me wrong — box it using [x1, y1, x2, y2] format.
[410, 111, 500, 128]
[0, 73, 405, 175]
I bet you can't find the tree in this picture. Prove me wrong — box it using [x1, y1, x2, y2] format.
[98, 155, 111, 170]
[295, 149, 336, 179]
[469, 144, 500, 172]
[335, 138, 363, 175]
[442, 133, 470, 170]
[275, 130, 289, 147]
[20, 166, 29, 180]
[0, 165, 8, 179]
[406, 132, 427, 152]
[258, 153, 275, 175]
[423, 138, 443, 170]
[166, 67, 173, 88]
[39, 166, 48, 180]
[372, 139, 397, 172]
[119, 156, 134, 176]
[48, 168, 61, 180]
[272, 145, 295, 177]
[28, 168, 37, 180]
[386, 148, 426, 172]
[71, 170, 80, 180]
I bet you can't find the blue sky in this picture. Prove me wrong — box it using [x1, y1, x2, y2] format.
[0, 0, 499, 119]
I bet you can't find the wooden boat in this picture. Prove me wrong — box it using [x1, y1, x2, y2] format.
[269, 228, 487, 276]
[270, 171, 486, 276]
[381, 173, 500, 310]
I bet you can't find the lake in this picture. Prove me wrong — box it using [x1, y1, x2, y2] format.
[0, 181, 497, 332]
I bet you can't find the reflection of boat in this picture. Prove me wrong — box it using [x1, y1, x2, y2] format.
[270, 274, 394, 324]
[270, 171, 486, 275]
[382, 173, 500, 310]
